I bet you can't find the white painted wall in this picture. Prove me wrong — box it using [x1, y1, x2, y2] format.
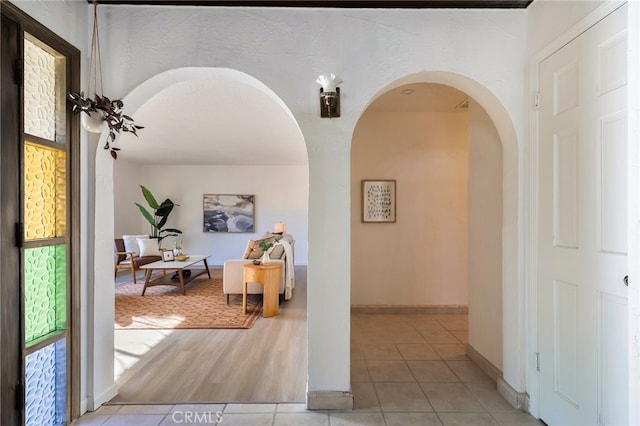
[527, 0, 607, 56]
[468, 99, 503, 371]
[113, 159, 143, 238]
[351, 112, 468, 306]
[114, 162, 309, 265]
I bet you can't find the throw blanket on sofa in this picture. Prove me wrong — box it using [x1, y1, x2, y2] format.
[277, 239, 295, 300]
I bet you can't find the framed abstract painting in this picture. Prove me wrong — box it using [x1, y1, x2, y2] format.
[203, 194, 255, 232]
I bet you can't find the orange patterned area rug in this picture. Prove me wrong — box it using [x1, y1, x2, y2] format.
[115, 269, 262, 329]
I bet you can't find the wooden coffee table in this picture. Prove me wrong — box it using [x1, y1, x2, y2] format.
[140, 255, 211, 295]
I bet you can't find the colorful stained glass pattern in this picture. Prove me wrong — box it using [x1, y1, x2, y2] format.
[24, 245, 66, 345]
[25, 339, 66, 426]
[24, 37, 57, 141]
[24, 142, 67, 240]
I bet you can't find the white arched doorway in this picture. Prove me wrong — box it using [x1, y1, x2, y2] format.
[91, 67, 309, 406]
[349, 71, 525, 406]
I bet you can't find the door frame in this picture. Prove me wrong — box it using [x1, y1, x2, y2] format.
[526, 0, 634, 419]
[0, 1, 81, 422]
[1, 10, 24, 425]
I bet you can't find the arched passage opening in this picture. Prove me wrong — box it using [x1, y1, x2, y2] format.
[92, 67, 309, 404]
[350, 71, 522, 402]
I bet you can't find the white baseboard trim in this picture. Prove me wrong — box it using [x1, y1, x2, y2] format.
[351, 305, 468, 314]
[306, 390, 353, 410]
[87, 383, 118, 412]
[80, 398, 88, 416]
[497, 378, 529, 411]
[465, 344, 502, 383]
[465, 344, 528, 411]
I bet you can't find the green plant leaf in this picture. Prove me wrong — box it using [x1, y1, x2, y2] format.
[259, 240, 274, 251]
[159, 233, 181, 239]
[162, 228, 182, 234]
[156, 199, 176, 217]
[135, 203, 157, 228]
[157, 216, 168, 230]
[67, 90, 143, 160]
[140, 185, 160, 209]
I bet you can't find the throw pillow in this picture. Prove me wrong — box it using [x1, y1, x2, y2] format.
[122, 234, 148, 256]
[242, 240, 254, 259]
[137, 238, 161, 257]
[269, 243, 285, 259]
[242, 236, 276, 259]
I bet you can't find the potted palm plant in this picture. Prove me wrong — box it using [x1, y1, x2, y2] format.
[134, 185, 182, 247]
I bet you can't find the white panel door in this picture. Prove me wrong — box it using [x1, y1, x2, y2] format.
[538, 4, 628, 425]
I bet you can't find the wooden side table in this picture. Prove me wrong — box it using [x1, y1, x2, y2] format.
[243, 263, 282, 317]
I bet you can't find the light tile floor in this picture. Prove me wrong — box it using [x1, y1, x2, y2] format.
[73, 313, 543, 425]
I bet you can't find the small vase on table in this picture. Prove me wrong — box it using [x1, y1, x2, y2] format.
[257, 241, 273, 265]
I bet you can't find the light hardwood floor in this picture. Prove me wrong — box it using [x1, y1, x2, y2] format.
[110, 266, 308, 404]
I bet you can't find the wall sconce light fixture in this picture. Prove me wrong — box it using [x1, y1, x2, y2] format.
[317, 73, 342, 118]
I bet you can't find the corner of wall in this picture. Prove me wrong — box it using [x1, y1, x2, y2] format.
[86, 383, 118, 412]
[497, 378, 529, 411]
[306, 390, 353, 411]
[466, 343, 502, 383]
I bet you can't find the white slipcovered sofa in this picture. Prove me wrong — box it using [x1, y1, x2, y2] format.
[222, 233, 295, 304]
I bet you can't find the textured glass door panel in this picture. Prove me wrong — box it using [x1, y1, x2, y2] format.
[24, 142, 66, 240]
[18, 22, 74, 425]
[24, 245, 66, 346]
[25, 339, 66, 426]
[23, 35, 63, 142]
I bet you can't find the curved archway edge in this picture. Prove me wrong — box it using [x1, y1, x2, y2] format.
[122, 67, 303, 134]
[354, 70, 525, 394]
[90, 67, 308, 409]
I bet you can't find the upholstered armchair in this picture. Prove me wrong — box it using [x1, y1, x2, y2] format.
[114, 238, 162, 283]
